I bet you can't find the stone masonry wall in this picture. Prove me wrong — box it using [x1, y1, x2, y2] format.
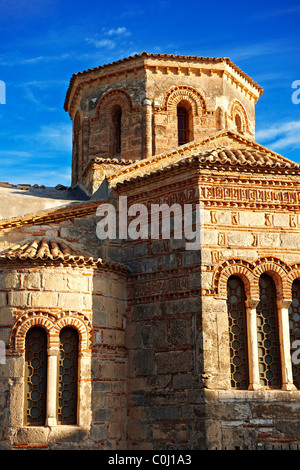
[117, 167, 205, 449]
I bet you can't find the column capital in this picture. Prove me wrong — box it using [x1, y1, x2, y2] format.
[245, 298, 260, 309]
[277, 299, 292, 310]
[47, 347, 60, 357]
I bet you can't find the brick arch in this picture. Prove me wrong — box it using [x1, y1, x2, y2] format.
[96, 89, 133, 119]
[10, 311, 92, 354]
[252, 257, 290, 301]
[163, 85, 207, 116]
[54, 315, 90, 351]
[285, 265, 300, 301]
[213, 258, 254, 299]
[11, 312, 56, 353]
[229, 99, 249, 134]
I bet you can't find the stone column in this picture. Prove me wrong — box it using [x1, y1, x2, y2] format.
[46, 347, 59, 426]
[143, 98, 152, 158]
[278, 299, 296, 391]
[246, 299, 261, 390]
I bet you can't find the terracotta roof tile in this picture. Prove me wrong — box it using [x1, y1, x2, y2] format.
[1, 238, 88, 261]
[114, 147, 300, 187]
[0, 238, 130, 273]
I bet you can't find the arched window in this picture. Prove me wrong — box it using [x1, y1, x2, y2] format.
[58, 327, 78, 425]
[227, 276, 249, 389]
[25, 327, 47, 426]
[111, 104, 122, 156]
[289, 280, 300, 389]
[256, 274, 281, 389]
[177, 101, 192, 146]
[235, 114, 242, 133]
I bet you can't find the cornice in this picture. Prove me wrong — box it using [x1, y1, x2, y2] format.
[64, 52, 263, 116]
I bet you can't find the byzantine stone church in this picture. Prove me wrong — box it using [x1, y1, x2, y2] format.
[0, 52, 300, 450]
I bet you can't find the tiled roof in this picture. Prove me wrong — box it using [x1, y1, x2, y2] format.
[64, 52, 263, 111]
[114, 146, 300, 187]
[107, 131, 295, 188]
[197, 147, 299, 168]
[0, 238, 130, 273]
[0, 238, 88, 261]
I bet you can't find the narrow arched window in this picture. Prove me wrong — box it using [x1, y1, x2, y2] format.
[289, 280, 300, 389]
[111, 105, 122, 155]
[256, 274, 281, 389]
[227, 276, 249, 389]
[58, 327, 78, 425]
[177, 101, 193, 146]
[177, 106, 188, 145]
[25, 327, 47, 426]
[235, 114, 242, 133]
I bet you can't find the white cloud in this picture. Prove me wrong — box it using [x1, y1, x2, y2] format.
[85, 26, 131, 51]
[85, 37, 115, 49]
[106, 27, 131, 37]
[256, 121, 300, 150]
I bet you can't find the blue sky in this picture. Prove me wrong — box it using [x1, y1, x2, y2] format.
[0, 0, 300, 187]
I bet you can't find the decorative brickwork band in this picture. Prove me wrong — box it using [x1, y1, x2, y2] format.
[10, 310, 92, 354]
[214, 256, 293, 301]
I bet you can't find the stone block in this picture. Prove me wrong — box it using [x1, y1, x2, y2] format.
[22, 272, 41, 289]
[172, 373, 194, 389]
[227, 231, 254, 247]
[273, 213, 289, 227]
[0, 307, 13, 324]
[182, 249, 201, 266]
[93, 276, 112, 295]
[148, 322, 169, 348]
[140, 258, 158, 273]
[57, 292, 83, 310]
[67, 274, 90, 293]
[259, 232, 280, 247]
[111, 279, 126, 299]
[29, 291, 58, 308]
[0, 272, 20, 289]
[8, 291, 29, 307]
[162, 253, 177, 269]
[156, 350, 193, 374]
[152, 405, 181, 420]
[164, 297, 200, 315]
[131, 349, 154, 376]
[43, 273, 66, 291]
[281, 233, 300, 248]
[0, 293, 6, 308]
[168, 318, 193, 346]
[239, 211, 265, 226]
